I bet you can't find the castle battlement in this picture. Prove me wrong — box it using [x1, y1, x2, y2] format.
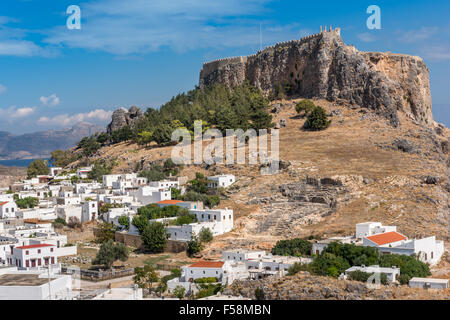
[202, 27, 341, 67]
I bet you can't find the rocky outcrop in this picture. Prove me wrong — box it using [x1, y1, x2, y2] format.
[107, 106, 143, 134]
[199, 28, 433, 127]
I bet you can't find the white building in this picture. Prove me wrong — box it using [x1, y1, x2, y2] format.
[207, 175, 235, 188]
[93, 287, 143, 300]
[377, 236, 445, 266]
[166, 208, 233, 241]
[245, 254, 312, 279]
[16, 207, 57, 221]
[344, 265, 400, 283]
[0, 201, 17, 219]
[56, 206, 82, 223]
[81, 201, 98, 222]
[409, 277, 449, 290]
[363, 231, 408, 248]
[149, 180, 179, 190]
[0, 268, 74, 300]
[76, 166, 93, 179]
[131, 186, 171, 206]
[6, 243, 57, 269]
[356, 222, 397, 240]
[222, 249, 266, 263]
[49, 167, 63, 177]
[311, 236, 357, 255]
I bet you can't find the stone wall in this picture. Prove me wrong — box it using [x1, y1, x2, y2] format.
[114, 231, 187, 253]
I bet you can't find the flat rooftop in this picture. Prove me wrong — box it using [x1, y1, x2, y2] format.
[0, 274, 56, 286]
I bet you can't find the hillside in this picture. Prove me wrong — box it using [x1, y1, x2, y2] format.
[0, 164, 26, 188]
[0, 122, 105, 160]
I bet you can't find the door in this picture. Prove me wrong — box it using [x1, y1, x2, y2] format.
[31, 259, 36, 267]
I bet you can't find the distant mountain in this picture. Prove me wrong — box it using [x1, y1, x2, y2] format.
[0, 122, 105, 160]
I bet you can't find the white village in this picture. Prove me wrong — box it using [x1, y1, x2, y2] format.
[0, 167, 447, 300]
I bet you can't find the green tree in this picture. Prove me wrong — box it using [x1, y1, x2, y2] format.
[187, 234, 204, 257]
[95, 222, 117, 243]
[15, 197, 39, 209]
[133, 265, 160, 291]
[271, 238, 312, 257]
[199, 227, 213, 243]
[304, 106, 331, 131]
[170, 187, 182, 199]
[77, 136, 101, 158]
[295, 99, 316, 116]
[132, 215, 150, 234]
[118, 215, 130, 230]
[50, 150, 76, 167]
[141, 222, 168, 253]
[137, 131, 154, 146]
[92, 240, 129, 269]
[88, 162, 112, 182]
[173, 285, 186, 299]
[27, 159, 49, 178]
[138, 164, 166, 181]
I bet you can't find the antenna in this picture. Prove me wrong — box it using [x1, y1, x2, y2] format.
[259, 23, 262, 51]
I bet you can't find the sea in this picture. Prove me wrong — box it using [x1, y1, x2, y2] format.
[0, 158, 52, 167]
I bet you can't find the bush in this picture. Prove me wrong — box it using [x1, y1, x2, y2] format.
[304, 106, 331, 131]
[95, 222, 117, 243]
[196, 283, 223, 299]
[347, 270, 388, 285]
[27, 159, 50, 178]
[194, 277, 218, 284]
[173, 286, 186, 299]
[199, 227, 213, 243]
[88, 162, 113, 182]
[67, 216, 82, 229]
[118, 215, 130, 230]
[295, 99, 316, 116]
[271, 238, 312, 257]
[287, 262, 311, 276]
[187, 234, 204, 257]
[15, 197, 39, 209]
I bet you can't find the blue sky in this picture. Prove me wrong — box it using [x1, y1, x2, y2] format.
[0, 0, 449, 134]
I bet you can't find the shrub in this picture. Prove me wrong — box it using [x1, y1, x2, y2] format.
[347, 270, 388, 285]
[287, 262, 311, 276]
[295, 99, 316, 116]
[199, 227, 214, 243]
[194, 277, 218, 284]
[271, 238, 312, 257]
[304, 106, 331, 131]
[15, 197, 39, 209]
[67, 216, 82, 229]
[95, 222, 117, 243]
[173, 286, 186, 299]
[187, 234, 204, 257]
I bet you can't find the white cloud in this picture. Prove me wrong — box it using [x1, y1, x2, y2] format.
[11, 107, 35, 118]
[40, 94, 60, 107]
[397, 27, 439, 43]
[37, 109, 113, 127]
[0, 84, 6, 94]
[420, 46, 450, 61]
[0, 106, 36, 119]
[44, 0, 303, 55]
[357, 32, 376, 43]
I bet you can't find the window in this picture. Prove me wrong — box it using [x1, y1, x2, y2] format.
[50, 248, 54, 252]
[38, 249, 41, 253]
[5, 208, 8, 213]
[26, 260, 29, 267]
[431, 252, 434, 259]
[26, 250, 29, 255]
[203, 271, 205, 274]
[216, 271, 218, 274]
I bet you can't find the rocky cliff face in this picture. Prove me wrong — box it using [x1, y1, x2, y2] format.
[107, 106, 143, 134]
[199, 29, 433, 127]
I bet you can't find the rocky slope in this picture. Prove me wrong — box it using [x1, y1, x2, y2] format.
[199, 28, 433, 127]
[224, 272, 450, 300]
[0, 122, 104, 160]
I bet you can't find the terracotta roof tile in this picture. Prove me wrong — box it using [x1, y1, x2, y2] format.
[365, 231, 406, 246]
[16, 244, 55, 250]
[188, 261, 224, 268]
[157, 200, 183, 204]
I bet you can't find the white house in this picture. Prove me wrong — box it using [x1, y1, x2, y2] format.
[166, 208, 234, 241]
[56, 206, 82, 223]
[76, 166, 93, 179]
[222, 249, 266, 263]
[81, 201, 98, 222]
[0, 268, 74, 300]
[49, 167, 63, 177]
[356, 222, 397, 240]
[131, 186, 171, 205]
[409, 277, 449, 290]
[207, 175, 235, 188]
[344, 265, 400, 283]
[363, 231, 408, 248]
[149, 180, 179, 190]
[377, 236, 445, 266]
[6, 243, 57, 269]
[245, 254, 312, 279]
[0, 201, 17, 219]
